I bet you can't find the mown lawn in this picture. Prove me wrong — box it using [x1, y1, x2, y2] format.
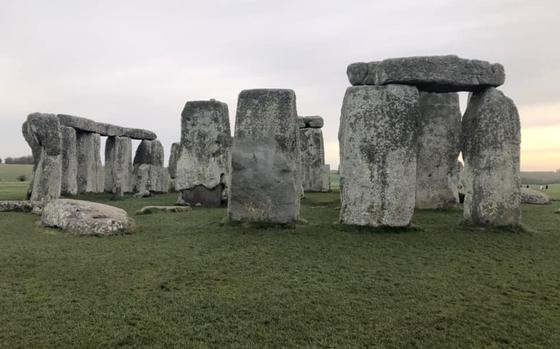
[0, 164, 33, 182]
[1, 184, 560, 348]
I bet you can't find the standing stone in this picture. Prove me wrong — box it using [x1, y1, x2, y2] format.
[22, 120, 41, 199]
[76, 132, 104, 193]
[228, 89, 300, 225]
[133, 140, 169, 194]
[24, 113, 63, 201]
[168, 142, 181, 179]
[339, 85, 419, 227]
[415, 92, 462, 209]
[462, 87, 521, 226]
[60, 126, 78, 195]
[299, 126, 326, 192]
[174, 100, 231, 207]
[105, 136, 133, 196]
[321, 164, 331, 192]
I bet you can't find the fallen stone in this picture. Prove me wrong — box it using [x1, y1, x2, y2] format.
[41, 199, 134, 235]
[298, 116, 324, 129]
[462, 87, 521, 226]
[133, 190, 151, 198]
[521, 188, 551, 205]
[299, 127, 326, 192]
[174, 100, 231, 206]
[105, 136, 133, 196]
[57, 114, 156, 140]
[347, 55, 505, 92]
[228, 89, 301, 226]
[0, 200, 44, 214]
[177, 185, 224, 207]
[415, 92, 462, 209]
[60, 126, 78, 196]
[76, 132, 104, 193]
[136, 205, 192, 215]
[339, 85, 419, 227]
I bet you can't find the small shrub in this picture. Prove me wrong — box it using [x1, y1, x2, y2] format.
[17, 174, 27, 182]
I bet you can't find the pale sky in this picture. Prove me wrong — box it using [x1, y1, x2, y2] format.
[1, 0, 558, 171]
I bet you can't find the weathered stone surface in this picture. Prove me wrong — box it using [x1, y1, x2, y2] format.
[76, 132, 104, 193]
[298, 116, 324, 129]
[339, 85, 419, 227]
[133, 164, 169, 194]
[105, 136, 133, 196]
[22, 120, 41, 199]
[177, 185, 224, 207]
[136, 205, 192, 215]
[520, 188, 551, 205]
[41, 199, 134, 235]
[133, 140, 164, 167]
[415, 92, 462, 209]
[462, 87, 521, 226]
[299, 128, 326, 192]
[347, 55, 505, 92]
[26, 113, 62, 156]
[228, 89, 301, 225]
[168, 142, 181, 179]
[174, 100, 231, 206]
[57, 114, 156, 140]
[60, 126, 78, 196]
[0, 200, 43, 214]
[321, 164, 331, 192]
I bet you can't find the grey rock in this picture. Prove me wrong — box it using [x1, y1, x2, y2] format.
[520, 188, 551, 205]
[168, 142, 181, 179]
[339, 85, 419, 227]
[0, 200, 44, 214]
[22, 120, 41, 199]
[321, 164, 331, 192]
[347, 55, 505, 92]
[60, 126, 78, 196]
[174, 100, 231, 206]
[26, 113, 62, 155]
[57, 114, 157, 140]
[299, 128, 326, 192]
[228, 89, 301, 225]
[133, 190, 151, 198]
[133, 140, 164, 167]
[132, 140, 168, 193]
[76, 132, 104, 193]
[462, 87, 521, 226]
[136, 205, 192, 215]
[298, 116, 324, 129]
[105, 136, 133, 196]
[177, 185, 224, 208]
[41, 199, 134, 235]
[415, 92, 462, 209]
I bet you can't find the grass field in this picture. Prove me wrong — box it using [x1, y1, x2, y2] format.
[1, 174, 560, 347]
[0, 164, 33, 182]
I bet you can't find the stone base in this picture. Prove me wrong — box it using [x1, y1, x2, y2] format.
[178, 185, 224, 207]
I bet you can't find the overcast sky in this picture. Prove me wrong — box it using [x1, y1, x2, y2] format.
[1, 0, 558, 170]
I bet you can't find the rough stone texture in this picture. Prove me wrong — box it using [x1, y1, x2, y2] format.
[24, 113, 63, 201]
[321, 164, 331, 192]
[41, 199, 134, 235]
[133, 140, 164, 167]
[22, 120, 41, 199]
[462, 87, 521, 226]
[298, 116, 324, 129]
[132, 140, 168, 193]
[168, 142, 181, 179]
[347, 55, 505, 92]
[174, 100, 231, 206]
[136, 206, 192, 215]
[299, 128, 326, 192]
[177, 185, 224, 207]
[76, 132, 104, 193]
[105, 136, 133, 196]
[60, 126, 78, 196]
[57, 114, 156, 140]
[0, 200, 44, 214]
[228, 89, 301, 225]
[339, 85, 419, 227]
[415, 92, 462, 209]
[520, 188, 551, 205]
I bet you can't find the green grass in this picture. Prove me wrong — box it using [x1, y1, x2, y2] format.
[0, 164, 33, 182]
[1, 184, 560, 348]
[526, 183, 560, 200]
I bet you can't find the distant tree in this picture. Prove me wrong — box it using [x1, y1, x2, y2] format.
[4, 155, 34, 165]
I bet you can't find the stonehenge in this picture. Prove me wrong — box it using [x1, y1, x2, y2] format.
[174, 100, 231, 207]
[342, 55, 521, 227]
[133, 140, 169, 194]
[299, 116, 329, 192]
[228, 89, 301, 226]
[23, 113, 163, 200]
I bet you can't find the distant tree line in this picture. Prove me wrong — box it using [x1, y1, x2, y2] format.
[2, 155, 34, 165]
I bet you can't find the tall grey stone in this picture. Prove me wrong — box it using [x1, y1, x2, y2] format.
[321, 164, 331, 192]
[347, 55, 505, 92]
[175, 100, 231, 207]
[462, 87, 521, 226]
[60, 126, 78, 195]
[105, 136, 133, 196]
[299, 126, 326, 192]
[76, 132, 104, 193]
[339, 85, 419, 227]
[133, 140, 169, 193]
[22, 120, 41, 199]
[228, 89, 301, 225]
[415, 92, 462, 209]
[24, 113, 63, 201]
[168, 142, 181, 179]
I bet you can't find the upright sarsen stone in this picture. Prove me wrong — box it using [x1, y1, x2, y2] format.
[339, 85, 419, 227]
[228, 89, 300, 225]
[175, 100, 231, 207]
[415, 92, 462, 209]
[60, 126, 78, 195]
[462, 87, 521, 226]
[76, 132, 104, 193]
[168, 142, 181, 180]
[299, 127, 326, 192]
[105, 136, 133, 196]
[133, 140, 169, 194]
